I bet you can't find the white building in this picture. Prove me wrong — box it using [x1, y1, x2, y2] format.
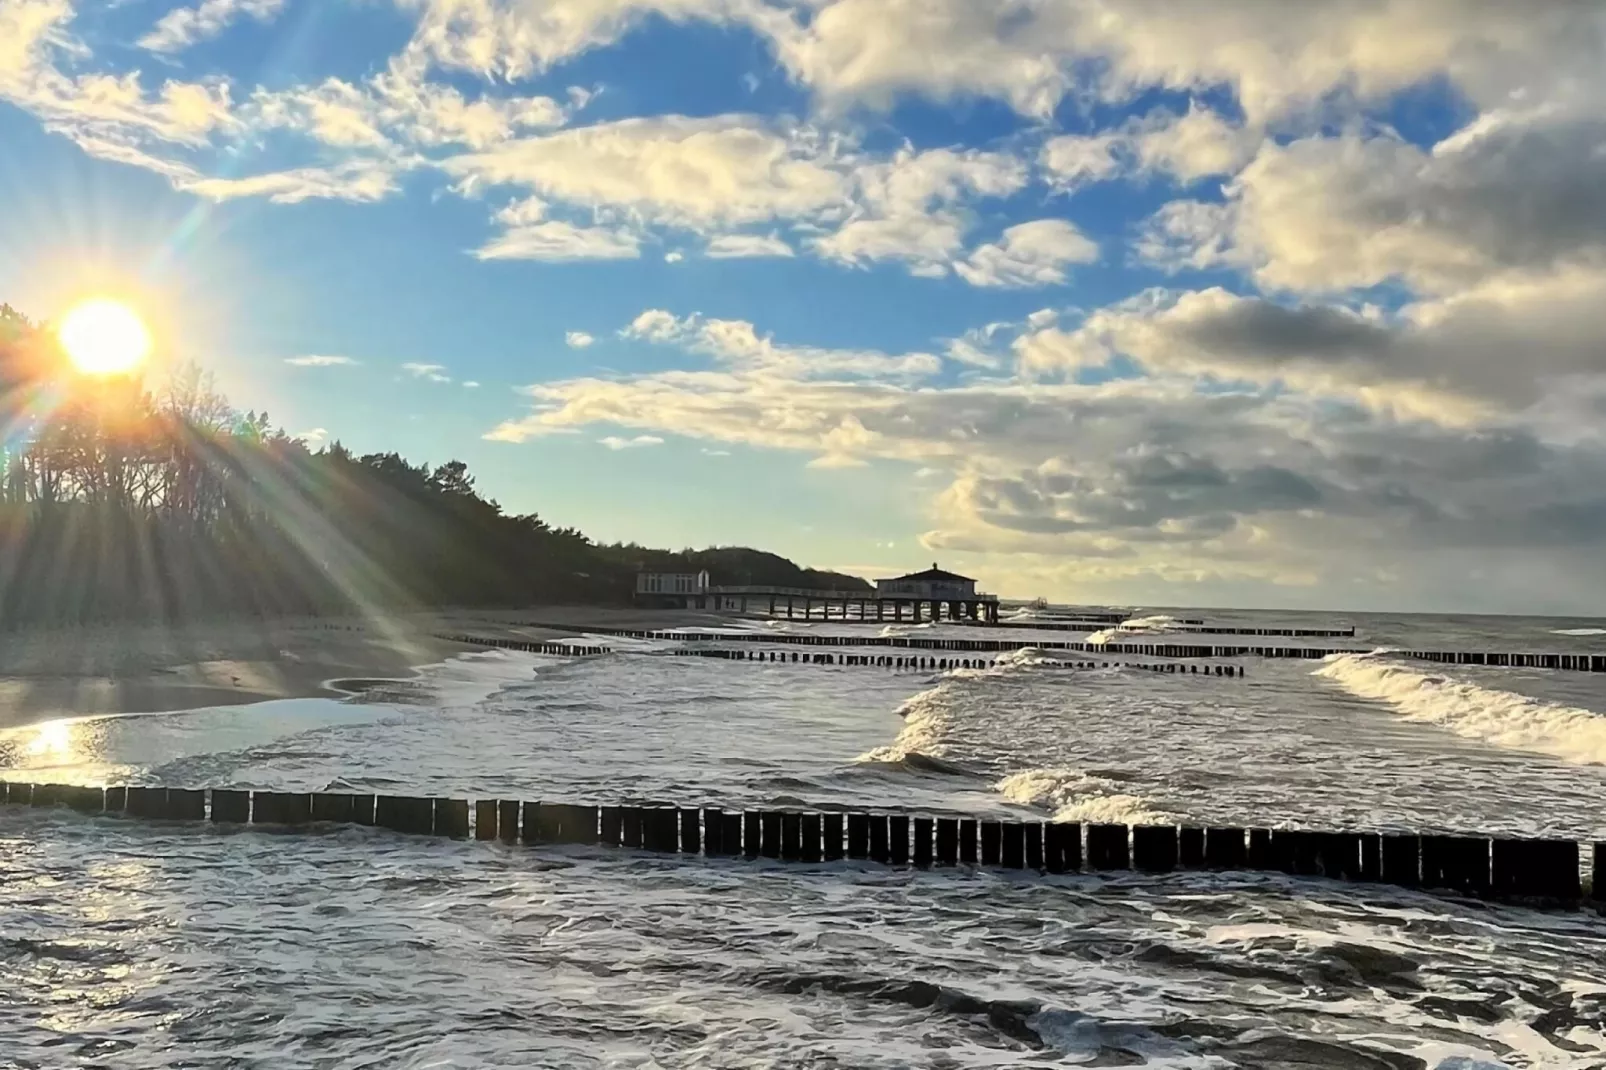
[874, 564, 978, 601]
[635, 571, 710, 597]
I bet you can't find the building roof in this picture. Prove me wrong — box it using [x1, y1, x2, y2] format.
[886, 563, 975, 583]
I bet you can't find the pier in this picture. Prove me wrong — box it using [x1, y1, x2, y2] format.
[4, 782, 1600, 910]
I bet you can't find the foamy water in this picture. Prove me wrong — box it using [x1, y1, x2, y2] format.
[4, 609, 1606, 1066]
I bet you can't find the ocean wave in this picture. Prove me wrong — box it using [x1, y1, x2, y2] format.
[1086, 614, 1181, 646]
[1552, 627, 1606, 636]
[854, 688, 952, 764]
[996, 767, 1175, 825]
[1314, 653, 1606, 765]
[940, 647, 1063, 679]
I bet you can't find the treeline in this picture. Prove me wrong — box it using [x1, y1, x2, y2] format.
[0, 303, 862, 627]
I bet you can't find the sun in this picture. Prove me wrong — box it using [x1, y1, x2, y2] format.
[57, 299, 153, 376]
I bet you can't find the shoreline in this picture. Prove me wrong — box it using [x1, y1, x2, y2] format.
[0, 606, 742, 731]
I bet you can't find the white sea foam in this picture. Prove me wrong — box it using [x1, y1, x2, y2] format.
[1552, 627, 1606, 636]
[996, 767, 1175, 824]
[1086, 614, 1181, 645]
[1314, 653, 1606, 765]
[854, 688, 952, 763]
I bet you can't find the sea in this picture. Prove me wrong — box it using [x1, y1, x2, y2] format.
[3, 606, 1606, 1069]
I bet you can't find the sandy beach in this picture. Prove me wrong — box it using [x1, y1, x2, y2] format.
[0, 605, 734, 730]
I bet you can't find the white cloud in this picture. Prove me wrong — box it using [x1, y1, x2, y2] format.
[462, 380, 481, 387]
[475, 220, 641, 260]
[285, 354, 360, 367]
[440, 114, 846, 230]
[706, 233, 794, 258]
[1041, 133, 1122, 190]
[812, 213, 965, 275]
[566, 330, 596, 347]
[618, 308, 941, 381]
[402, 361, 453, 383]
[296, 427, 330, 444]
[1142, 104, 1606, 295]
[766, 0, 1606, 122]
[599, 433, 665, 449]
[181, 160, 405, 204]
[139, 0, 285, 54]
[395, 0, 762, 82]
[955, 219, 1098, 288]
[664, 251, 685, 263]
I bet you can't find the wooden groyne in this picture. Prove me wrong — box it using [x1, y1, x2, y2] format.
[432, 634, 1246, 675]
[995, 621, 1357, 638]
[3, 782, 1599, 909]
[668, 648, 1247, 676]
[485, 624, 1606, 673]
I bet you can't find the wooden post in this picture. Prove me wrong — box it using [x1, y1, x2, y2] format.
[645, 808, 678, 852]
[847, 813, 870, 859]
[1045, 822, 1079, 873]
[621, 806, 645, 849]
[679, 807, 701, 854]
[499, 800, 520, 843]
[210, 789, 249, 823]
[780, 811, 803, 860]
[760, 811, 783, 858]
[959, 819, 979, 865]
[125, 786, 162, 818]
[725, 812, 746, 858]
[1086, 824, 1130, 870]
[979, 821, 1002, 866]
[744, 812, 761, 859]
[474, 799, 499, 840]
[436, 798, 471, 839]
[702, 808, 727, 856]
[801, 812, 822, 862]
[4, 781, 31, 805]
[1317, 832, 1365, 881]
[822, 812, 844, 861]
[1024, 823, 1044, 871]
[868, 814, 891, 863]
[888, 815, 909, 865]
[1247, 828, 1274, 869]
[68, 786, 105, 814]
[1491, 839, 1580, 901]
[600, 805, 623, 845]
[1132, 825, 1177, 873]
[1205, 827, 1247, 869]
[935, 818, 958, 865]
[1000, 822, 1026, 869]
[374, 795, 432, 834]
[311, 793, 357, 824]
[1179, 827, 1205, 868]
[168, 789, 205, 821]
[1380, 833, 1420, 887]
[1421, 835, 1490, 896]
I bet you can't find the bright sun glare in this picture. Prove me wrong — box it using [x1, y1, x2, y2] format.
[57, 299, 153, 376]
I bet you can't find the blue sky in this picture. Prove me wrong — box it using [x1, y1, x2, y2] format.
[2, 1, 1605, 613]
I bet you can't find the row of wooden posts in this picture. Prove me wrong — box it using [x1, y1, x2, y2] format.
[997, 621, 1357, 638]
[504, 621, 1606, 673]
[432, 634, 1246, 676]
[668, 648, 1247, 676]
[4, 782, 1599, 907]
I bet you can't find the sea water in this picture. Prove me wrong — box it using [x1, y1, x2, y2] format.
[3, 609, 1606, 1067]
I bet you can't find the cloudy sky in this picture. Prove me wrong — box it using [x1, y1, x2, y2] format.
[2, 0, 1604, 613]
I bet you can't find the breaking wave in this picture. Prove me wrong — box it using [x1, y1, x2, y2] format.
[1553, 627, 1606, 636]
[1314, 653, 1606, 765]
[1086, 615, 1182, 645]
[996, 767, 1175, 825]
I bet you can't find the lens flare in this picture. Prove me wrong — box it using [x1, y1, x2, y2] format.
[57, 299, 153, 376]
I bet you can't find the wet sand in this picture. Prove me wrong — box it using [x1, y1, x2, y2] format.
[0, 605, 737, 729]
